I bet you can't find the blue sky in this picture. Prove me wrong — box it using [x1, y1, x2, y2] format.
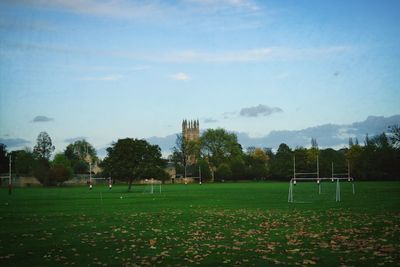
[1, 0, 400, 155]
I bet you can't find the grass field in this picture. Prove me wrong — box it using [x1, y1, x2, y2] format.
[0, 181, 399, 266]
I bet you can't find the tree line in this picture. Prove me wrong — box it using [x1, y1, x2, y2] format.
[1, 125, 399, 187]
[0, 134, 169, 188]
[171, 127, 400, 181]
[0, 132, 99, 186]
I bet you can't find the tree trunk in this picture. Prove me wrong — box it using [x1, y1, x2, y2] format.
[128, 178, 133, 192]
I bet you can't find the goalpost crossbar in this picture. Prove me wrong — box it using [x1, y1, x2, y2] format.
[142, 179, 162, 194]
[289, 157, 355, 203]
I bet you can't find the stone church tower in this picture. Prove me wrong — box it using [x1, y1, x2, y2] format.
[182, 119, 200, 142]
[182, 119, 200, 166]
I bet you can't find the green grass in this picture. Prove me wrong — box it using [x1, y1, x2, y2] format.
[0, 181, 399, 266]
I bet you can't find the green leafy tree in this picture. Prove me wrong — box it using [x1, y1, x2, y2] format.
[11, 149, 35, 176]
[246, 148, 270, 180]
[367, 133, 398, 180]
[307, 138, 320, 170]
[64, 139, 98, 174]
[198, 158, 212, 181]
[33, 132, 55, 160]
[270, 143, 292, 180]
[64, 139, 98, 163]
[293, 147, 308, 174]
[50, 153, 73, 184]
[200, 128, 243, 171]
[230, 157, 246, 181]
[389, 125, 400, 148]
[215, 163, 232, 181]
[0, 144, 8, 174]
[319, 148, 346, 178]
[346, 141, 363, 179]
[33, 158, 50, 185]
[172, 134, 201, 176]
[101, 138, 165, 191]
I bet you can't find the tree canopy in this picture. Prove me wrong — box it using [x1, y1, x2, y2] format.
[33, 132, 55, 160]
[101, 138, 166, 191]
[64, 139, 98, 174]
[200, 128, 243, 168]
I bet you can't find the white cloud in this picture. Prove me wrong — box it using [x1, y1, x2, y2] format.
[13, 0, 169, 19]
[80, 74, 123, 81]
[186, 0, 260, 12]
[146, 46, 351, 63]
[170, 72, 191, 81]
[160, 48, 272, 63]
[4, 40, 352, 64]
[12, 0, 260, 20]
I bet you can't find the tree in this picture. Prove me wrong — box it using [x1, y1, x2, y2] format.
[64, 139, 98, 163]
[230, 157, 246, 180]
[33, 158, 50, 185]
[172, 134, 201, 177]
[294, 147, 309, 173]
[215, 163, 232, 181]
[246, 147, 270, 180]
[319, 148, 346, 178]
[101, 138, 165, 191]
[50, 153, 73, 184]
[0, 144, 8, 174]
[348, 137, 354, 148]
[389, 125, 400, 148]
[346, 141, 363, 179]
[64, 139, 98, 174]
[11, 148, 35, 176]
[307, 138, 319, 169]
[198, 158, 212, 181]
[200, 128, 243, 169]
[172, 134, 188, 175]
[33, 132, 55, 160]
[270, 143, 292, 180]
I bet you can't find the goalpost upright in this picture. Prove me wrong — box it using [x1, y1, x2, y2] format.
[7, 154, 12, 195]
[143, 178, 162, 194]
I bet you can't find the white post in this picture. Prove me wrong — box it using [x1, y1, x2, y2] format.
[348, 160, 350, 180]
[199, 165, 202, 185]
[151, 178, 154, 194]
[293, 155, 296, 179]
[318, 181, 321, 195]
[336, 178, 341, 202]
[184, 164, 187, 179]
[317, 155, 321, 194]
[8, 155, 12, 195]
[9, 155, 12, 185]
[89, 162, 92, 186]
[288, 180, 293, 203]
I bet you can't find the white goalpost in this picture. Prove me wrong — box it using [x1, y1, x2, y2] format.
[1, 155, 13, 194]
[142, 178, 162, 194]
[288, 156, 355, 203]
[88, 177, 113, 190]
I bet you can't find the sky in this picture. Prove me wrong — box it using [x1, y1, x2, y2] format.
[1, 0, 400, 156]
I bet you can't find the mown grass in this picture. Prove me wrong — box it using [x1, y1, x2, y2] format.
[0, 181, 399, 266]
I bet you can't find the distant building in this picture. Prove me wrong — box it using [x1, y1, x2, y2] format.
[182, 119, 200, 165]
[182, 119, 200, 142]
